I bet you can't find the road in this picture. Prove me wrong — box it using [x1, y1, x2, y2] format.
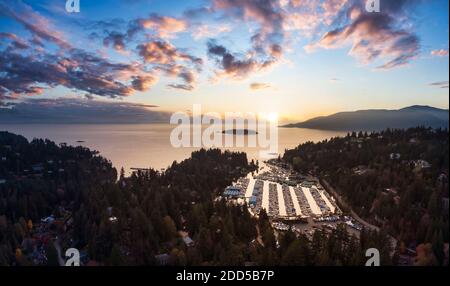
[321, 178, 398, 256]
[321, 179, 380, 232]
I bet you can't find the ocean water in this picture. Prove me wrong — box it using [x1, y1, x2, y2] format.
[0, 124, 346, 173]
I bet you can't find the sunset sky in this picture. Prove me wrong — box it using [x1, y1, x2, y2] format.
[0, 0, 448, 122]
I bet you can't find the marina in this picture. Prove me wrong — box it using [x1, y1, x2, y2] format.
[222, 160, 364, 238]
[224, 160, 343, 220]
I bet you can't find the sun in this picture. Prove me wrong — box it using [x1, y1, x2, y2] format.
[267, 112, 279, 123]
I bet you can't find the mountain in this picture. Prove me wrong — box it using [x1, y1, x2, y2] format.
[283, 105, 449, 131]
[0, 98, 171, 124]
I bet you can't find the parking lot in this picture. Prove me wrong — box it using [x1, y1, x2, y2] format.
[225, 161, 364, 237]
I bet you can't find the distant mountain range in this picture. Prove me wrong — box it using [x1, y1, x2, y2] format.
[282, 106, 449, 131]
[2, 101, 448, 130]
[0, 98, 171, 124]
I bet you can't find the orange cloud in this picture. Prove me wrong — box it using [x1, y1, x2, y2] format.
[431, 49, 449, 57]
[250, 82, 271, 90]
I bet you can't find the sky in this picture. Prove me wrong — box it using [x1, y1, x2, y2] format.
[0, 0, 448, 122]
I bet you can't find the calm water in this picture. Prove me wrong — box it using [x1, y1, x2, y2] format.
[0, 124, 346, 173]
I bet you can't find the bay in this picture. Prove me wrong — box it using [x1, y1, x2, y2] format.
[0, 124, 346, 174]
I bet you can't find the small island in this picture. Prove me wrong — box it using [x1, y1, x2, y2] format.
[222, 129, 259, 135]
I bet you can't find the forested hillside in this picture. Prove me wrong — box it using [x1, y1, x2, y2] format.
[284, 127, 449, 265]
[1, 132, 394, 266]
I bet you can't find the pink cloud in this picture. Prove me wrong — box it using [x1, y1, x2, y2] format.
[305, 4, 420, 70]
[431, 49, 449, 57]
[139, 15, 187, 38]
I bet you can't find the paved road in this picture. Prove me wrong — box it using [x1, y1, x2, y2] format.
[321, 179, 380, 231]
[321, 178, 398, 255]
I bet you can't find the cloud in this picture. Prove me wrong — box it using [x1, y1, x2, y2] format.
[329, 78, 340, 83]
[429, 81, 449, 89]
[1, 2, 162, 102]
[192, 24, 232, 40]
[85, 18, 127, 31]
[0, 97, 170, 124]
[84, 14, 202, 91]
[0, 0, 203, 105]
[131, 75, 158, 91]
[205, 0, 423, 77]
[282, 0, 349, 35]
[0, 3, 206, 102]
[213, 0, 284, 33]
[103, 31, 127, 52]
[207, 40, 277, 79]
[250, 82, 271, 90]
[138, 14, 187, 38]
[137, 41, 202, 89]
[0, 0, 436, 101]
[183, 7, 215, 19]
[85, 12, 203, 91]
[0, 1, 71, 49]
[0, 33, 29, 50]
[137, 41, 201, 65]
[0, 47, 159, 99]
[164, 68, 197, 90]
[305, 0, 421, 70]
[92, 15, 186, 51]
[431, 49, 449, 57]
[207, 0, 286, 79]
[168, 84, 194, 91]
[122, 14, 187, 41]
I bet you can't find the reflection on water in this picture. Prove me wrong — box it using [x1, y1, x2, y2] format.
[0, 124, 346, 174]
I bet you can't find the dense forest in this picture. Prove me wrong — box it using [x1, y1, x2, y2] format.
[0, 131, 117, 265]
[1, 131, 396, 266]
[284, 127, 449, 265]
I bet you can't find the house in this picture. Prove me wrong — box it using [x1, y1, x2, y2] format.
[390, 153, 401, 160]
[182, 236, 195, 247]
[383, 188, 398, 195]
[179, 231, 195, 247]
[437, 173, 448, 184]
[41, 216, 55, 224]
[353, 165, 369, 175]
[223, 186, 242, 198]
[415, 160, 431, 169]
